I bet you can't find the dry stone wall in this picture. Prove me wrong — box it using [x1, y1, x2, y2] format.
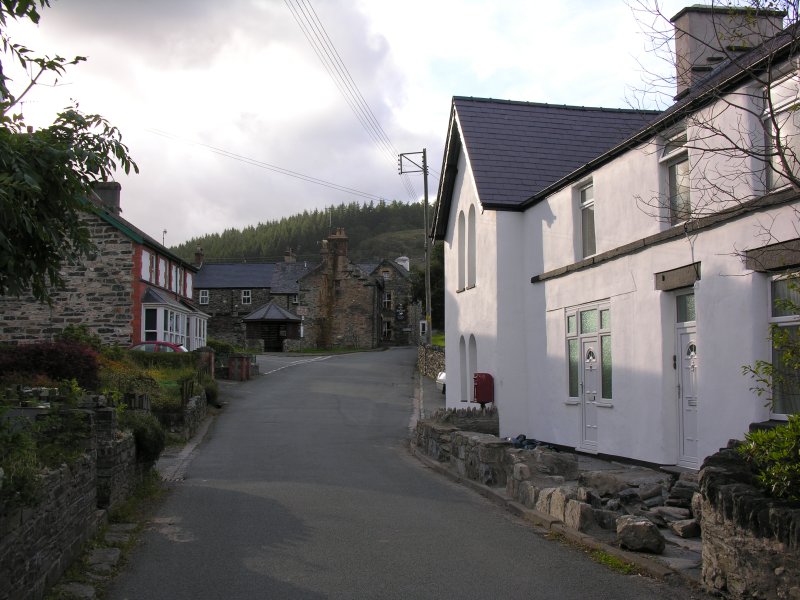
[699, 447, 800, 599]
[0, 456, 100, 600]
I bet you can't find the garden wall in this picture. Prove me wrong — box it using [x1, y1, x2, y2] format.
[0, 405, 153, 600]
[0, 455, 101, 600]
[699, 447, 800, 599]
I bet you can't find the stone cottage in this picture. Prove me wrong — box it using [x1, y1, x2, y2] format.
[0, 183, 208, 349]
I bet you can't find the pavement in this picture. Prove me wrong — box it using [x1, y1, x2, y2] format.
[411, 370, 705, 590]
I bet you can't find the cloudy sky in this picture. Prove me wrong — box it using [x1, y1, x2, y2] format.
[5, 0, 689, 246]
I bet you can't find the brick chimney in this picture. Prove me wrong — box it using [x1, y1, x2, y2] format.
[671, 5, 784, 98]
[92, 181, 122, 215]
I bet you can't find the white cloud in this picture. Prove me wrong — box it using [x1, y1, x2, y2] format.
[4, 0, 690, 246]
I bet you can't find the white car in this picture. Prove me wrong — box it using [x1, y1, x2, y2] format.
[435, 371, 446, 394]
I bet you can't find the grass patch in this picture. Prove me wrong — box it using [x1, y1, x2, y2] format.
[109, 469, 167, 524]
[589, 549, 638, 575]
[431, 332, 445, 347]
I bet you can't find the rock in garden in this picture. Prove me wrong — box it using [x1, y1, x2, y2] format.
[670, 519, 701, 538]
[616, 515, 666, 554]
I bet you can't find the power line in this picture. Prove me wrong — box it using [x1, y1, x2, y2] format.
[145, 128, 388, 202]
[284, 0, 421, 200]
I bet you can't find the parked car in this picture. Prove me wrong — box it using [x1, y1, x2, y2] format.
[436, 371, 446, 394]
[129, 341, 188, 353]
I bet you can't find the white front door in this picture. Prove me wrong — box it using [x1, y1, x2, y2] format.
[581, 338, 599, 452]
[677, 324, 699, 468]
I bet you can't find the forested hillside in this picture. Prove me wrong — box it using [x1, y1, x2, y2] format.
[172, 200, 429, 262]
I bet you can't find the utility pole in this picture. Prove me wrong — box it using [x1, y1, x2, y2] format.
[398, 149, 432, 345]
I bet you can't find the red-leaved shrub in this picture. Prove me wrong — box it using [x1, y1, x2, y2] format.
[0, 341, 99, 389]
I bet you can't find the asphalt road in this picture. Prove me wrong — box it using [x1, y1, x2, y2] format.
[108, 348, 702, 600]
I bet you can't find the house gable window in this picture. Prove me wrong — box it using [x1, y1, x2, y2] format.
[199, 290, 209, 305]
[457, 210, 466, 291]
[381, 269, 392, 281]
[579, 183, 596, 258]
[467, 204, 476, 288]
[769, 273, 800, 416]
[661, 131, 690, 225]
[765, 72, 800, 191]
[241, 290, 251, 305]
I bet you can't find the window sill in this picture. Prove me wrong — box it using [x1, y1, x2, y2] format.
[597, 401, 613, 408]
[564, 399, 580, 406]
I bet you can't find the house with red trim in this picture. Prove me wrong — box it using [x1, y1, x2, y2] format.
[0, 183, 208, 349]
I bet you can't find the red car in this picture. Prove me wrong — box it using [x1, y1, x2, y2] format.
[129, 341, 188, 353]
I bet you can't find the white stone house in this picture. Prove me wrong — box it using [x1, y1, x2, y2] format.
[432, 6, 800, 468]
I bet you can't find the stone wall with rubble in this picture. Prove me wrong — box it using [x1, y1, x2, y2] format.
[0, 403, 155, 600]
[0, 212, 135, 346]
[698, 446, 800, 599]
[0, 454, 100, 600]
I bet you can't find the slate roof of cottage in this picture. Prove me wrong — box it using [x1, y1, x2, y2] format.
[194, 263, 275, 289]
[88, 195, 197, 271]
[141, 286, 208, 315]
[451, 98, 658, 210]
[432, 21, 800, 240]
[270, 262, 316, 294]
[243, 301, 301, 322]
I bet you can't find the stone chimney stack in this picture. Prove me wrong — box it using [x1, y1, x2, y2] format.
[92, 181, 122, 215]
[284, 248, 296, 263]
[328, 228, 349, 258]
[671, 5, 783, 98]
[194, 246, 204, 267]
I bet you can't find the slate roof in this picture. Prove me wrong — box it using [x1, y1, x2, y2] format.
[270, 262, 316, 294]
[243, 301, 301, 322]
[453, 98, 658, 210]
[432, 21, 800, 240]
[141, 286, 207, 315]
[194, 263, 275, 289]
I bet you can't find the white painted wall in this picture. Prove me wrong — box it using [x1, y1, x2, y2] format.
[443, 73, 799, 466]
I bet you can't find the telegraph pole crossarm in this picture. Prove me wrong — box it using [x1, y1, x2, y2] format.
[398, 149, 432, 346]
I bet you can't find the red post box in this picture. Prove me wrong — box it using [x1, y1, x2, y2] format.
[473, 372, 494, 405]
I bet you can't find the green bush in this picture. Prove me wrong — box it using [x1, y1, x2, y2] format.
[0, 414, 41, 507]
[206, 338, 237, 355]
[202, 375, 219, 406]
[738, 415, 800, 502]
[118, 411, 165, 463]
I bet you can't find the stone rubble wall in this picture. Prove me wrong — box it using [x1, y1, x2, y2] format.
[0, 402, 162, 600]
[0, 455, 101, 600]
[699, 447, 800, 599]
[450, 431, 510, 487]
[417, 344, 444, 380]
[154, 394, 208, 441]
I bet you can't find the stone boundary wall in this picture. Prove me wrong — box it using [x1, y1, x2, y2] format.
[0, 455, 101, 600]
[0, 404, 159, 599]
[154, 394, 208, 441]
[96, 432, 138, 509]
[699, 447, 800, 599]
[450, 431, 510, 487]
[417, 344, 444, 380]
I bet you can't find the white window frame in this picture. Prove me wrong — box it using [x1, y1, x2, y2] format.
[199, 289, 209, 305]
[291, 293, 299, 305]
[764, 70, 800, 191]
[768, 272, 800, 418]
[579, 182, 595, 258]
[383, 290, 392, 310]
[241, 289, 251, 305]
[660, 131, 690, 225]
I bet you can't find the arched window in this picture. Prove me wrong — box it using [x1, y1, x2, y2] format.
[468, 334, 477, 402]
[467, 205, 476, 287]
[459, 336, 468, 402]
[457, 211, 466, 291]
